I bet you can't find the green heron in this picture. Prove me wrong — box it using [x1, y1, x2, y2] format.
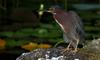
[47, 5, 85, 53]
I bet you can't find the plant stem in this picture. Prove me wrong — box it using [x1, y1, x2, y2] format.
[64, 0, 67, 11]
[54, 41, 64, 47]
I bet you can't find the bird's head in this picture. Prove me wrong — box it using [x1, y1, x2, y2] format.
[46, 5, 63, 14]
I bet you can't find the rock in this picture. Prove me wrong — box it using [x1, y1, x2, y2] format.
[16, 38, 100, 60]
[83, 38, 100, 53]
[16, 47, 89, 60]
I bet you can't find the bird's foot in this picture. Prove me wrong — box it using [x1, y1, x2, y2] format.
[69, 49, 78, 55]
[61, 48, 78, 55]
[61, 48, 72, 54]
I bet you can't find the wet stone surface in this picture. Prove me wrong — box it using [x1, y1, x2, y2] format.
[16, 47, 89, 60]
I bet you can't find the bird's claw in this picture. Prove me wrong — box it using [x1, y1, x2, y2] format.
[61, 48, 71, 54]
[61, 48, 78, 55]
[69, 49, 77, 55]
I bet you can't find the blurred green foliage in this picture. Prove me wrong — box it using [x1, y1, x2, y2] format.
[0, 0, 100, 52]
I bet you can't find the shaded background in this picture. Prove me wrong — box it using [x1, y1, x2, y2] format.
[0, 0, 100, 60]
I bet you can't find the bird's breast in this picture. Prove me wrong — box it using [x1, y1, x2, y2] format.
[55, 19, 70, 33]
[55, 19, 65, 31]
[53, 15, 71, 33]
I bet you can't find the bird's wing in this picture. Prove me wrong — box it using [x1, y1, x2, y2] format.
[68, 11, 84, 31]
[68, 11, 83, 28]
[68, 11, 85, 41]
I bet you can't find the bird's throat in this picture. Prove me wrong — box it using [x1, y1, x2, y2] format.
[55, 19, 66, 33]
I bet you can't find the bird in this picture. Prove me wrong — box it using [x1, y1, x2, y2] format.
[46, 5, 85, 53]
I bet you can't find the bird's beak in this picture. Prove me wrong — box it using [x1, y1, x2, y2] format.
[43, 9, 52, 13]
[44, 10, 51, 13]
[38, 9, 51, 14]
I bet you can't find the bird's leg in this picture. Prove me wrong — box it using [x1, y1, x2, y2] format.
[74, 39, 79, 52]
[70, 38, 79, 54]
[61, 41, 72, 53]
[66, 41, 72, 50]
